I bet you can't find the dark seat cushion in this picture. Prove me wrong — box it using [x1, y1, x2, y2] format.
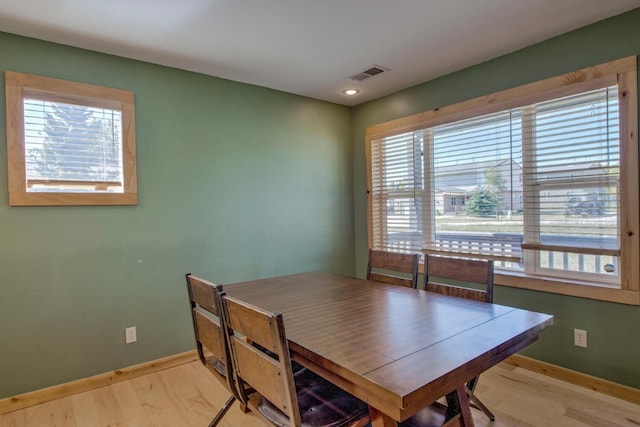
[258, 367, 369, 427]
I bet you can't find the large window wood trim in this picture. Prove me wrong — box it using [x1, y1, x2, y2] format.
[366, 57, 632, 140]
[366, 57, 639, 304]
[617, 66, 639, 293]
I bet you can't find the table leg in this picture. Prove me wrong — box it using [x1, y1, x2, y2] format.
[446, 385, 474, 427]
[368, 406, 398, 427]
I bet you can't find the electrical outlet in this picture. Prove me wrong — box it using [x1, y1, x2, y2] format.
[574, 328, 587, 348]
[125, 326, 137, 344]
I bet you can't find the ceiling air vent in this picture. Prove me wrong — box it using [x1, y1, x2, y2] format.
[349, 65, 388, 82]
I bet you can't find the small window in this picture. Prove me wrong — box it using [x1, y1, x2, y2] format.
[5, 71, 137, 206]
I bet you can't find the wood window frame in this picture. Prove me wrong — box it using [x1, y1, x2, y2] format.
[5, 71, 137, 206]
[366, 56, 639, 305]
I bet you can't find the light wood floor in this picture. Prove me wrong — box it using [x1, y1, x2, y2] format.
[1, 361, 639, 427]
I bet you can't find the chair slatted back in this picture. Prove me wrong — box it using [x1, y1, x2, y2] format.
[185, 274, 236, 392]
[367, 249, 419, 288]
[222, 295, 302, 426]
[424, 255, 494, 303]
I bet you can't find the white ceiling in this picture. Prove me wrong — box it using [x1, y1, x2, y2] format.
[1, 1, 639, 106]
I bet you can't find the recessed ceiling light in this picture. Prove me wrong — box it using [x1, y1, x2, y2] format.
[342, 89, 360, 96]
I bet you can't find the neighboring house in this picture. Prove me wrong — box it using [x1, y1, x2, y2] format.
[536, 162, 612, 215]
[434, 159, 523, 214]
[432, 159, 610, 215]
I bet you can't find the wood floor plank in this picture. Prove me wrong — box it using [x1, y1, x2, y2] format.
[0, 410, 28, 427]
[71, 392, 101, 427]
[177, 362, 264, 427]
[475, 364, 640, 427]
[128, 372, 186, 427]
[91, 385, 130, 427]
[24, 396, 76, 427]
[110, 380, 150, 427]
[1, 361, 639, 426]
[156, 364, 218, 425]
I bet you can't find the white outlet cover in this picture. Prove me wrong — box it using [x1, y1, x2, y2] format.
[574, 328, 587, 348]
[125, 326, 137, 344]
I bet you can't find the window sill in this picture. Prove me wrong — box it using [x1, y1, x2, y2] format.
[418, 261, 639, 305]
[9, 192, 137, 206]
[494, 269, 640, 305]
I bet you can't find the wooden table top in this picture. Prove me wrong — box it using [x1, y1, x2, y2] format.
[226, 271, 554, 423]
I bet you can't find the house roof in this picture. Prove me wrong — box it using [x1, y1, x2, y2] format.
[434, 158, 521, 175]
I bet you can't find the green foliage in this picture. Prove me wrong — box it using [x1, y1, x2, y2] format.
[484, 166, 506, 194]
[464, 167, 505, 217]
[464, 187, 500, 217]
[27, 102, 119, 181]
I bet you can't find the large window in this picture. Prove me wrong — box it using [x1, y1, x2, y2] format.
[366, 57, 639, 304]
[5, 71, 137, 206]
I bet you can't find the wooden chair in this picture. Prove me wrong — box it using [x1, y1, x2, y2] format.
[220, 293, 371, 427]
[423, 254, 496, 422]
[367, 249, 420, 288]
[185, 274, 242, 427]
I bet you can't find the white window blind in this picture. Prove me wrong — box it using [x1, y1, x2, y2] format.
[522, 86, 619, 281]
[428, 109, 524, 263]
[370, 84, 621, 284]
[370, 132, 424, 253]
[23, 98, 124, 193]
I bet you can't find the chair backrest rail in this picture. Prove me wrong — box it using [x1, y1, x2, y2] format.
[367, 249, 419, 288]
[424, 255, 494, 303]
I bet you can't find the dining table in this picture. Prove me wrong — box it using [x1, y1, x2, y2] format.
[225, 271, 554, 427]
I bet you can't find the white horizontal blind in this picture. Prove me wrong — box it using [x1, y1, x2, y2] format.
[370, 132, 424, 253]
[370, 84, 621, 283]
[427, 110, 524, 262]
[522, 86, 620, 280]
[23, 98, 124, 193]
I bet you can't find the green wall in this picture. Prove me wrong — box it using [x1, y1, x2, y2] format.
[352, 9, 640, 388]
[2, 8, 640, 400]
[0, 33, 355, 398]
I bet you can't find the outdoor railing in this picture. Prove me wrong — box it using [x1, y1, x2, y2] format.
[385, 231, 617, 274]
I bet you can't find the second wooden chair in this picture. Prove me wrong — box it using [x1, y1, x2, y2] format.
[367, 248, 419, 288]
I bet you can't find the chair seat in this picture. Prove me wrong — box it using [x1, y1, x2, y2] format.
[258, 367, 369, 427]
